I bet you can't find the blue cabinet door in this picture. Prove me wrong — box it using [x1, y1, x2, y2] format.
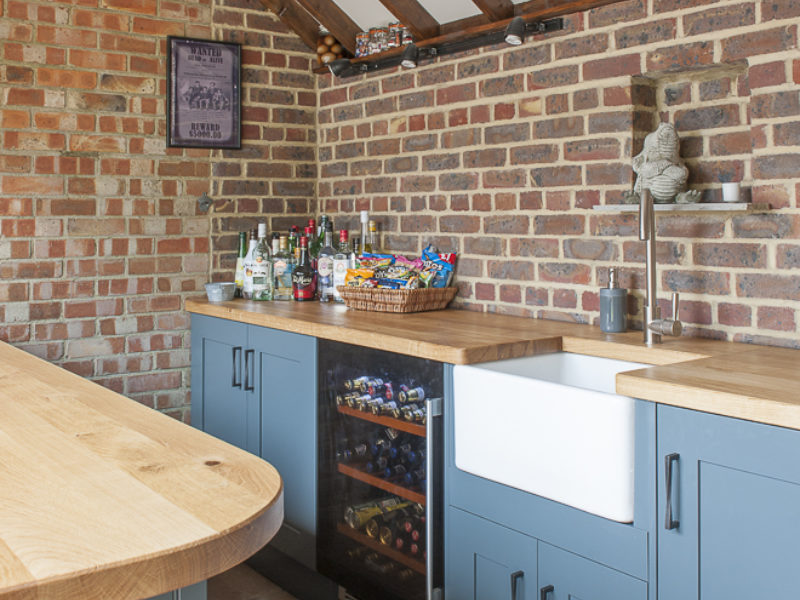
[249, 325, 317, 569]
[190, 315, 258, 454]
[657, 405, 800, 600]
[446, 506, 538, 600]
[538, 542, 646, 600]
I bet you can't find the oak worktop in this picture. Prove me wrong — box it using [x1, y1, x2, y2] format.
[187, 299, 800, 431]
[0, 341, 283, 600]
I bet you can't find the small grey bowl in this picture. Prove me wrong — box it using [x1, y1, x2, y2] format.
[205, 282, 236, 302]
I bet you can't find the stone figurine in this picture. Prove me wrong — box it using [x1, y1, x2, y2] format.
[632, 122, 689, 203]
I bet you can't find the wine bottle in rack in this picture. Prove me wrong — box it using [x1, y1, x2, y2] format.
[404, 466, 426, 488]
[343, 376, 369, 392]
[398, 385, 425, 404]
[365, 456, 388, 474]
[344, 497, 411, 529]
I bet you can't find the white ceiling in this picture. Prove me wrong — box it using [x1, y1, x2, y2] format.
[331, 0, 531, 32]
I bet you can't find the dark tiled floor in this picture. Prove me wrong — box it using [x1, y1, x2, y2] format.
[208, 565, 299, 600]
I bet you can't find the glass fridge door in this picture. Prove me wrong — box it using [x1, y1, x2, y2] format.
[317, 340, 443, 600]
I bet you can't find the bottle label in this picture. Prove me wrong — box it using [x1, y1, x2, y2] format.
[274, 259, 287, 276]
[293, 271, 315, 300]
[317, 256, 333, 277]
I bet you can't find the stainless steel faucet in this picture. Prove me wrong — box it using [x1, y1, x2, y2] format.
[639, 189, 683, 344]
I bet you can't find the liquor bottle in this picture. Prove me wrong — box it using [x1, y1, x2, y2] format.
[234, 231, 247, 298]
[377, 400, 400, 417]
[367, 219, 379, 253]
[310, 215, 328, 260]
[317, 222, 336, 302]
[360, 210, 370, 253]
[365, 378, 384, 396]
[251, 224, 273, 301]
[288, 225, 299, 260]
[352, 236, 362, 261]
[344, 497, 411, 529]
[383, 462, 408, 481]
[272, 235, 294, 301]
[404, 406, 427, 423]
[370, 437, 392, 456]
[292, 236, 316, 301]
[332, 230, 352, 303]
[241, 227, 258, 299]
[404, 466, 426, 488]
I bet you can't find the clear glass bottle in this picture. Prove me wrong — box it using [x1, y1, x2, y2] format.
[241, 227, 258, 300]
[272, 235, 294, 301]
[234, 231, 247, 298]
[332, 229, 352, 303]
[367, 220, 378, 254]
[317, 222, 336, 302]
[360, 210, 370, 253]
[250, 223, 273, 301]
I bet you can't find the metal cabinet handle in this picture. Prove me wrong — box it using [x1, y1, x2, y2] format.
[510, 571, 524, 599]
[231, 346, 242, 388]
[665, 452, 680, 530]
[425, 397, 443, 600]
[244, 349, 255, 392]
[539, 584, 554, 600]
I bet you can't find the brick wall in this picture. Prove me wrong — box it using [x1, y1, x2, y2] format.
[317, 0, 800, 348]
[0, 0, 315, 419]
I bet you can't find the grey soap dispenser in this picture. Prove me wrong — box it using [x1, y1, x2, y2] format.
[600, 268, 627, 333]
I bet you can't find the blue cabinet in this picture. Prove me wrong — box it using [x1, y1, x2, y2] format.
[538, 542, 646, 600]
[657, 405, 800, 600]
[447, 507, 538, 600]
[446, 507, 646, 600]
[148, 581, 206, 600]
[191, 314, 318, 568]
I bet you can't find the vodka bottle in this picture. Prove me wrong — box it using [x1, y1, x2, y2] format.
[241, 227, 258, 300]
[332, 229, 353, 303]
[250, 223, 273, 301]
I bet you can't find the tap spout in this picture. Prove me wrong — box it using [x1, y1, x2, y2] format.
[639, 188, 653, 241]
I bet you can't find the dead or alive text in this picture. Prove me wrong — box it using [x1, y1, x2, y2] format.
[189, 122, 222, 139]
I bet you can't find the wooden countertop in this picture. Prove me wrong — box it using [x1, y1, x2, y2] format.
[187, 299, 800, 430]
[0, 341, 283, 600]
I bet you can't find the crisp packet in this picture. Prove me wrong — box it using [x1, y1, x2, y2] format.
[394, 255, 424, 270]
[421, 245, 456, 288]
[345, 268, 375, 286]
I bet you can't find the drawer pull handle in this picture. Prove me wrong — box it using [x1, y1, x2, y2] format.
[231, 346, 242, 389]
[510, 571, 523, 600]
[539, 584, 554, 600]
[665, 452, 680, 530]
[244, 349, 255, 392]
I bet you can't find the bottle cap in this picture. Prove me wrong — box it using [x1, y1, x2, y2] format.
[299, 235, 308, 248]
[257, 223, 266, 238]
[608, 268, 618, 289]
[340, 229, 348, 242]
[360, 210, 369, 224]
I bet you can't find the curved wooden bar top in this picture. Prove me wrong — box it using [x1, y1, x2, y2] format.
[187, 298, 800, 431]
[0, 341, 283, 600]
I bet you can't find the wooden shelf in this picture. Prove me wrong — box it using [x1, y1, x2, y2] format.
[337, 523, 426, 575]
[337, 405, 426, 437]
[592, 202, 770, 213]
[338, 463, 426, 505]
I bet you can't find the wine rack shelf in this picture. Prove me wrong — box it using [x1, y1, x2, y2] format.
[338, 463, 426, 505]
[337, 523, 426, 575]
[337, 405, 426, 437]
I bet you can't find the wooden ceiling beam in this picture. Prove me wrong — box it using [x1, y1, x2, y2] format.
[258, 0, 320, 51]
[471, 0, 514, 22]
[440, 0, 623, 37]
[292, 0, 361, 54]
[378, 0, 440, 40]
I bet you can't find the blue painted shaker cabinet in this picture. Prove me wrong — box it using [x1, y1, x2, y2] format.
[190, 314, 318, 569]
[657, 405, 800, 600]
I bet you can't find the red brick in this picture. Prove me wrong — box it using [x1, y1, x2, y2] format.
[693, 243, 767, 268]
[757, 306, 795, 331]
[539, 262, 591, 285]
[499, 284, 522, 304]
[475, 283, 496, 301]
[721, 26, 797, 62]
[718, 302, 751, 327]
[583, 54, 640, 81]
[436, 83, 476, 106]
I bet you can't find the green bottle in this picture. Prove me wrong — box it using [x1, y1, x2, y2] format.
[234, 231, 247, 298]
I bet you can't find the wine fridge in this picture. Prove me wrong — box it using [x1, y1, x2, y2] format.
[317, 340, 444, 600]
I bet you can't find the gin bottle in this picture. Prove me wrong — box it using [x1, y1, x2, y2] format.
[332, 229, 353, 303]
[250, 223, 273, 301]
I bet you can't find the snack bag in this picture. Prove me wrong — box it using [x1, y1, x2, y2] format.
[421, 245, 456, 288]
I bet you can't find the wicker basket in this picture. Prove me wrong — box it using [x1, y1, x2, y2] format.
[336, 286, 458, 313]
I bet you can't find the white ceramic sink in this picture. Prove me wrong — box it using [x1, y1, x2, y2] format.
[453, 352, 648, 523]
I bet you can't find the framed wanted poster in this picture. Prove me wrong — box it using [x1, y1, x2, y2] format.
[167, 36, 241, 149]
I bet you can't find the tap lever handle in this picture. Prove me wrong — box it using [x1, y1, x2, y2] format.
[671, 292, 680, 321]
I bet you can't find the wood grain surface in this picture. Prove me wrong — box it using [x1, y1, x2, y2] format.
[0, 341, 283, 600]
[187, 299, 800, 430]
